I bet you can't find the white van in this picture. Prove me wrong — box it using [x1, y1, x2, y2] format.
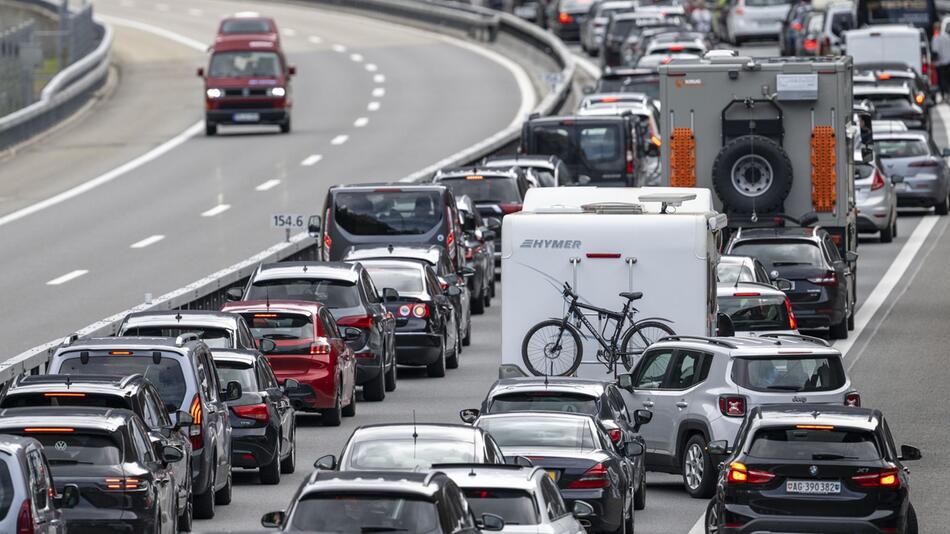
[843, 26, 931, 80]
[500, 187, 726, 379]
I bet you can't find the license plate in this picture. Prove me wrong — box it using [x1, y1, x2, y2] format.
[894, 182, 908, 192]
[514, 5, 536, 17]
[786, 480, 841, 494]
[233, 112, 260, 122]
[546, 470, 559, 482]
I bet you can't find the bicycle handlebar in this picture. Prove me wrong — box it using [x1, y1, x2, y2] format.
[562, 282, 576, 299]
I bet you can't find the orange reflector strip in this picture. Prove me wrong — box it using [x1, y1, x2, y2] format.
[109, 351, 133, 356]
[43, 393, 86, 398]
[670, 128, 696, 187]
[24, 428, 74, 433]
[811, 126, 837, 212]
[795, 425, 834, 430]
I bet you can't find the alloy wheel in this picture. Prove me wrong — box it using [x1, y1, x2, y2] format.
[684, 443, 705, 490]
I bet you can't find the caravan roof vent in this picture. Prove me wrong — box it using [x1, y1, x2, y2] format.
[580, 202, 643, 214]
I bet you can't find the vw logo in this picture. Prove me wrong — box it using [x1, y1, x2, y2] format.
[809, 465, 819, 477]
[54, 441, 68, 452]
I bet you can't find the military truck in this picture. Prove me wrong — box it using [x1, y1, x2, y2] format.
[657, 55, 858, 260]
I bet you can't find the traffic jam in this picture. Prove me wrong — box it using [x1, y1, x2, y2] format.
[2, 0, 946, 532]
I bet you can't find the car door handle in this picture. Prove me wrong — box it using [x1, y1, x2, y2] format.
[676, 401, 688, 409]
[642, 401, 654, 408]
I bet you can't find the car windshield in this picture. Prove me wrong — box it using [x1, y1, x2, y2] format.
[121, 326, 232, 349]
[531, 124, 623, 175]
[289, 494, 442, 534]
[477, 417, 596, 449]
[438, 177, 521, 204]
[462, 488, 539, 526]
[240, 312, 315, 355]
[730, 240, 824, 268]
[718, 295, 791, 331]
[246, 278, 360, 308]
[57, 354, 187, 412]
[488, 392, 598, 415]
[875, 138, 929, 158]
[748, 426, 881, 461]
[214, 362, 257, 393]
[346, 439, 475, 470]
[596, 78, 660, 100]
[209, 51, 281, 78]
[732, 356, 846, 392]
[717, 263, 755, 284]
[23, 432, 123, 465]
[1, 393, 129, 410]
[220, 19, 272, 33]
[364, 265, 424, 294]
[334, 191, 443, 236]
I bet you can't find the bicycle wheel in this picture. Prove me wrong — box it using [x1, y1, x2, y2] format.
[620, 321, 675, 370]
[522, 319, 583, 376]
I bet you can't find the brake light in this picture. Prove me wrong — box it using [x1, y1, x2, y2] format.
[233, 403, 269, 422]
[412, 304, 429, 318]
[871, 169, 886, 191]
[909, 160, 939, 167]
[323, 233, 332, 249]
[566, 463, 610, 489]
[733, 292, 760, 297]
[447, 232, 455, 246]
[669, 45, 684, 52]
[600, 96, 619, 103]
[792, 21, 802, 31]
[727, 462, 774, 484]
[559, 12, 574, 24]
[845, 391, 862, 407]
[878, 73, 892, 80]
[16, 499, 33, 534]
[803, 38, 818, 51]
[499, 203, 523, 214]
[337, 315, 374, 329]
[807, 273, 837, 286]
[189, 394, 203, 450]
[785, 298, 797, 330]
[586, 253, 621, 259]
[254, 313, 278, 318]
[23, 428, 73, 433]
[104, 477, 148, 491]
[852, 468, 900, 488]
[43, 393, 86, 397]
[607, 429, 623, 443]
[397, 305, 411, 317]
[719, 396, 745, 417]
[109, 351, 133, 356]
[310, 338, 332, 355]
[650, 135, 662, 147]
[734, 7, 744, 14]
[626, 149, 635, 173]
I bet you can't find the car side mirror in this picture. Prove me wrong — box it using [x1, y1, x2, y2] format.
[308, 214, 321, 236]
[174, 411, 194, 429]
[478, 513, 505, 532]
[161, 445, 184, 465]
[900, 444, 922, 461]
[196, 67, 204, 77]
[57, 484, 80, 509]
[314, 454, 337, 470]
[288, 65, 297, 76]
[459, 267, 476, 278]
[509, 455, 533, 467]
[634, 409, 652, 426]
[707, 439, 731, 455]
[891, 175, 905, 184]
[459, 408, 480, 424]
[625, 442, 644, 457]
[225, 287, 244, 301]
[617, 373, 634, 390]
[942, 147, 950, 157]
[342, 326, 362, 343]
[845, 251, 859, 263]
[382, 287, 399, 302]
[716, 312, 736, 337]
[485, 217, 502, 231]
[446, 285, 461, 297]
[572, 500, 594, 518]
[224, 380, 243, 401]
[261, 510, 286, 528]
[258, 338, 277, 354]
[774, 278, 794, 292]
[283, 378, 300, 394]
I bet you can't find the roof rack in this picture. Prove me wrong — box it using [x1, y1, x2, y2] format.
[756, 333, 831, 347]
[175, 333, 200, 347]
[61, 333, 80, 348]
[657, 336, 739, 349]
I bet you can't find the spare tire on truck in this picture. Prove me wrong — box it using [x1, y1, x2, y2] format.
[711, 135, 793, 214]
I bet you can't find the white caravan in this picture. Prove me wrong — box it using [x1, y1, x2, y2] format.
[501, 187, 726, 379]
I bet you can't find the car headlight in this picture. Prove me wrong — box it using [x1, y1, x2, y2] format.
[206, 88, 224, 99]
[269, 87, 286, 97]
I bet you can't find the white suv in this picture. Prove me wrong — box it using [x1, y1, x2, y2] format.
[618, 334, 860, 498]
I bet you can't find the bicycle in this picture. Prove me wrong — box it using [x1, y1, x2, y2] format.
[521, 283, 675, 376]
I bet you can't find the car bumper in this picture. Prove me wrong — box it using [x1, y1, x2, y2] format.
[231, 427, 278, 469]
[856, 192, 892, 231]
[560, 489, 622, 532]
[206, 108, 288, 125]
[64, 508, 154, 534]
[722, 504, 900, 533]
[788, 292, 845, 328]
[394, 332, 442, 365]
[895, 176, 944, 206]
[355, 351, 383, 384]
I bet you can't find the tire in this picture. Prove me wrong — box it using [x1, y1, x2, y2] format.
[893, 216, 899, 238]
[177, 496, 193, 532]
[463, 318, 472, 346]
[906, 503, 919, 534]
[384, 357, 397, 392]
[682, 434, 716, 498]
[712, 135, 793, 214]
[342, 383, 356, 417]
[214, 470, 231, 505]
[880, 220, 894, 243]
[259, 442, 281, 485]
[521, 319, 583, 376]
[634, 472, 646, 511]
[935, 193, 949, 215]
[193, 471, 215, 520]
[848, 309, 855, 331]
[427, 339, 447, 378]
[620, 321, 676, 371]
[205, 122, 217, 136]
[446, 337, 460, 370]
[322, 389, 343, 426]
[829, 316, 849, 339]
[363, 361, 386, 402]
[472, 286, 486, 314]
[484, 287, 491, 308]
[705, 500, 720, 534]
[490, 279, 496, 297]
[279, 117, 291, 134]
[280, 425, 296, 474]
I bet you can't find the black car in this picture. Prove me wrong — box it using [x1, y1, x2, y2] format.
[727, 226, 857, 339]
[117, 310, 261, 351]
[259, 470, 502, 533]
[230, 261, 398, 401]
[461, 376, 653, 510]
[0, 374, 195, 531]
[211, 350, 297, 484]
[355, 258, 460, 377]
[779, 0, 812, 56]
[474, 412, 642, 534]
[854, 83, 930, 132]
[601, 13, 641, 68]
[854, 62, 934, 114]
[0, 407, 183, 534]
[705, 405, 921, 534]
[456, 195, 495, 312]
[312, 183, 464, 270]
[48, 336, 237, 520]
[546, 0, 592, 40]
[594, 67, 661, 103]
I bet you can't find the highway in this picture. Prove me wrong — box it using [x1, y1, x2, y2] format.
[1, 2, 948, 532]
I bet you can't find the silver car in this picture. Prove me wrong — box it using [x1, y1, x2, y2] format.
[439, 465, 590, 534]
[716, 282, 798, 336]
[875, 131, 950, 215]
[722, 0, 792, 44]
[0, 435, 77, 534]
[855, 158, 898, 242]
[580, 0, 636, 55]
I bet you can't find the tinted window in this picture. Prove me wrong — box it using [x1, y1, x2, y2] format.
[865, 94, 913, 108]
[121, 326, 232, 349]
[718, 295, 791, 331]
[220, 19, 271, 33]
[346, 439, 474, 470]
[246, 278, 360, 308]
[461, 489, 539, 525]
[531, 124, 623, 171]
[334, 191, 443, 236]
[854, 162, 874, 180]
[732, 356, 846, 392]
[240, 312, 314, 354]
[438, 177, 522, 204]
[290, 494, 442, 533]
[1, 393, 129, 409]
[215, 361, 258, 393]
[27, 432, 122, 465]
[539, 476, 568, 519]
[830, 12, 854, 33]
[666, 351, 703, 389]
[209, 51, 281, 78]
[364, 265, 424, 293]
[875, 138, 929, 158]
[634, 351, 673, 389]
[57, 355, 187, 412]
[130, 420, 155, 463]
[748, 427, 881, 461]
[607, 19, 637, 38]
[477, 417, 596, 449]
[579, 126, 622, 163]
[730, 240, 824, 268]
[488, 392, 598, 415]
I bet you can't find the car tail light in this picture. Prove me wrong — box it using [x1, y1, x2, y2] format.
[915, 92, 925, 105]
[189, 394, 203, 450]
[607, 429, 623, 443]
[785, 298, 797, 330]
[807, 272, 837, 286]
[650, 134, 662, 147]
[719, 395, 745, 417]
[669, 45, 684, 52]
[465, 248, 474, 260]
[626, 150, 635, 174]
[734, 7, 744, 15]
[845, 391, 861, 407]
[792, 21, 802, 31]
[852, 468, 900, 488]
[499, 203, 523, 214]
[566, 463, 610, 489]
[233, 403, 269, 422]
[412, 304, 429, 318]
[310, 338, 332, 356]
[323, 233, 332, 249]
[397, 305, 412, 317]
[337, 315, 374, 329]
[104, 477, 148, 491]
[559, 12, 574, 24]
[727, 462, 774, 485]
[16, 499, 33, 534]
[822, 36, 831, 51]
[733, 292, 760, 297]
[803, 38, 818, 51]
[871, 169, 886, 191]
[909, 159, 939, 167]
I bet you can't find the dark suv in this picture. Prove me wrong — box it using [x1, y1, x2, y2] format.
[312, 184, 464, 269]
[47, 336, 236, 520]
[117, 310, 261, 351]
[726, 226, 856, 340]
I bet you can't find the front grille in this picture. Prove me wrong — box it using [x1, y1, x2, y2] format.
[223, 88, 269, 96]
[219, 101, 277, 110]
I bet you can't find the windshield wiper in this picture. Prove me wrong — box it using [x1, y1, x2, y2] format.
[771, 261, 812, 266]
[48, 459, 95, 465]
[812, 453, 859, 460]
[766, 385, 804, 391]
[360, 527, 409, 533]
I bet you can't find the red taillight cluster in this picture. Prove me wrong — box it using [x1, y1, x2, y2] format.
[499, 203, 523, 214]
[559, 12, 574, 24]
[607, 429, 623, 444]
[310, 338, 332, 356]
[852, 468, 900, 488]
[189, 395, 203, 450]
[104, 477, 147, 491]
[397, 304, 429, 318]
[719, 396, 745, 417]
[734, 7, 744, 15]
[626, 150, 635, 174]
[726, 462, 774, 485]
[16, 499, 33, 534]
[871, 169, 886, 191]
[337, 315, 373, 329]
[233, 403, 269, 422]
[807, 273, 837, 286]
[566, 463, 610, 489]
[803, 38, 818, 51]
[845, 391, 862, 407]
[784, 298, 797, 330]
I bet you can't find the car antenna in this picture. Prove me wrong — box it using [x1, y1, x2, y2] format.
[470, 436, 478, 477]
[175, 312, 183, 322]
[412, 410, 418, 461]
[388, 243, 394, 253]
[266, 286, 270, 310]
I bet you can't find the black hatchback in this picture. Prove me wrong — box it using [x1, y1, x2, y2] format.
[705, 404, 921, 534]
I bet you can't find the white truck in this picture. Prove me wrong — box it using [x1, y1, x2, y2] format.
[500, 187, 727, 379]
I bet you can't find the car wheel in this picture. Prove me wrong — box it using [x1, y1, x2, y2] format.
[260, 441, 281, 485]
[384, 356, 397, 392]
[682, 435, 716, 498]
[193, 469, 215, 519]
[322, 389, 343, 426]
[214, 470, 232, 505]
[484, 285, 491, 308]
[829, 315, 849, 339]
[893, 216, 898, 238]
[472, 286, 486, 315]
[280, 425, 296, 474]
[463, 318, 472, 346]
[634, 472, 646, 510]
[906, 503, 919, 534]
[342, 382, 357, 417]
[363, 360, 386, 402]
[205, 122, 217, 136]
[880, 220, 894, 243]
[177, 493, 193, 532]
[847, 308, 855, 330]
[935, 193, 949, 215]
[446, 334, 460, 369]
[426, 339, 447, 378]
[705, 500, 719, 534]
[280, 117, 291, 134]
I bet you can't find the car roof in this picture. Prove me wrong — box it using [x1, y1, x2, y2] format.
[0, 435, 38, 456]
[221, 300, 323, 315]
[437, 465, 545, 490]
[122, 310, 240, 330]
[601, 67, 657, 78]
[483, 155, 559, 169]
[351, 423, 481, 441]
[528, 115, 628, 126]
[751, 404, 881, 431]
[873, 131, 929, 141]
[211, 33, 280, 53]
[488, 376, 609, 398]
[343, 245, 442, 264]
[256, 262, 360, 284]
[8, 374, 146, 395]
[330, 183, 447, 192]
[437, 169, 519, 180]
[299, 470, 446, 498]
[210, 349, 259, 366]
[0, 407, 134, 432]
[56, 336, 195, 354]
[352, 258, 427, 273]
[649, 335, 840, 357]
[717, 282, 786, 298]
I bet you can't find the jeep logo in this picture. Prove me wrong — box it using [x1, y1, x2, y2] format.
[520, 239, 582, 249]
[792, 395, 808, 403]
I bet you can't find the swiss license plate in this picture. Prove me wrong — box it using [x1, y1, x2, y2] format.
[233, 112, 260, 122]
[786, 480, 841, 494]
[546, 470, 559, 482]
[894, 182, 908, 192]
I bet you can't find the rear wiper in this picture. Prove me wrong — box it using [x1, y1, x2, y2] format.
[812, 453, 859, 460]
[766, 385, 803, 391]
[48, 459, 94, 465]
[361, 528, 409, 533]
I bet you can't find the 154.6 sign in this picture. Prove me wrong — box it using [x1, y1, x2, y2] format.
[271, 214, 305, 228]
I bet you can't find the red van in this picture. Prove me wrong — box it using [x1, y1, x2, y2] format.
[198, 32, 295, 135]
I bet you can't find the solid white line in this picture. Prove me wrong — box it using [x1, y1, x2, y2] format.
[372, 87, 385, 97]
[332, 44, 347, 53]
[687, 515, 705, 534]
[300, 154, 323, 166]
[364, 63, 378, 72]
[330, 135, 349, 145]
[255, 179, 281, 192]
[367, 101, 380, 111]
[201, 204, 231, 217]
[47, 270, 88, 286]
[282, 28, 297, 37]
[350, 53, 363, 62]
[187, 8, 202, 16]
[308, 35, 323, 45]
[130, 234, 165, 249]
[373, 74, 386, 83]
[354, 117, 369, 128]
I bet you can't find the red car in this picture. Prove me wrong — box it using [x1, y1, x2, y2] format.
[217, 14, 280, 41]
[221, 300, 357, 426]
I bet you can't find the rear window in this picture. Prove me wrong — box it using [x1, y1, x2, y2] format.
[865, 94, 912, 108]
[214, 361, 257, 393]
[732, 356, 846, 392]
[748, 426, 881, 461]
[246, 278, 360, 308]
[364, 265, 424, 294]
[531, 124, 623, 169]
[746, 0, 791, 6]
[438, 177, 522, 204]
[596, 78, 659, 100]
[729, 240, 824, 269]
[0, 460, 11, 520]
[477, 417, 596, 450]
[209, 51, 281, 78]
[488, 392, 598, 415]
[718, 295, 791, 331]
[289, 494, 440, 533]
[220, 19, 272, 34]
[56, 354, 187, 412]
[649, 46, 704, 55]
[875, 138, 929, 158]
[1, 393, 129, 410]
[334, 191, 443, 236]
[240, 313, 315, 355]
[462, 488, 539, 525]
[121, 326, 231, 349]
[346, 439, 474, 470]
[854, 162, 874, 179]
[607, 19, 637, 38]
[25, 432, 123, 466]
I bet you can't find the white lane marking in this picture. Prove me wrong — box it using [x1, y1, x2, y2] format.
[98, 15, 207, 51]
[308, 35, 323, 45]
[372, 87, 386, 97]
[187, 8, 202, 16]
[331, 135, 349, 145]
[47, 270, 88, 286]
[364, 63, 378, 72]
[350, 53, 363, 62]
[367, 101, 380, 111]
[155, 3, 169, 11]
[201, 204, 231, 217]
[354, 117, 369, 128]
[373, 74, 386, 83]
[255, 179, 281, 192]
[282, 28, 297, 37]
[332, 44, 347, 53]
[687, 515, 705, 534]
[300, 154, 323, 166]
[130, 234, 165, 249]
